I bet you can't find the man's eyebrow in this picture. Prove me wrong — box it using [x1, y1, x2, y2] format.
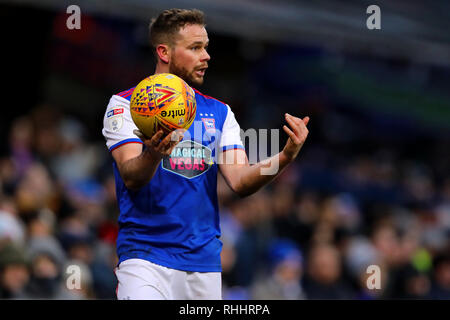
[189, 40, 209, 46]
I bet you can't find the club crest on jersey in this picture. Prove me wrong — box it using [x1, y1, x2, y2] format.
[107, 115, 123, 132]
[201, 118, 216, 132]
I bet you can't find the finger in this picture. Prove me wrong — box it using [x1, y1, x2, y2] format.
[171, 130, 185, 146]
[303, 116, 310, 126]
[285, 115, 302, 136]
[164, 130, 179, 144]
[162, 136, 183, 155]
[285, 113, 302, 126]
[133, 129, 143, 138]
[153, 130, 164, 139]
[133, 129, 148, 141]
[151, 130, 164, 146]
[165, 140, 181, 155]
[283, 125, 300, 144]
[287, 114, 310, 136]
[171, 129, 186, 142]
[167, 131, 184, 149]
[158, 130, 182, 151]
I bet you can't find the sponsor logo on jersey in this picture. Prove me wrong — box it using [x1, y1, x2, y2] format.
[162, 140, 213, 178]
[107, 108, 124, 118]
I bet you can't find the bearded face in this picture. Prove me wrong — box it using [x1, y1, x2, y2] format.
[167, 24, 210, 88]
[169, 57, 206, 87]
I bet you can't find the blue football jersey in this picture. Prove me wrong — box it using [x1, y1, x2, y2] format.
[102, 86, 244, 272]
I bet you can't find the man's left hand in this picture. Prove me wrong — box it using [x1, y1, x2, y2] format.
[282, 113, 310, 162]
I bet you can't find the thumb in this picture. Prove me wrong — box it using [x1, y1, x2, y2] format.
[133, 129, 147, 141]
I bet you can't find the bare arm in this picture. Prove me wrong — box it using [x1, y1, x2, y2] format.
[219, 113, 309, 197]
[112, 130, 184, 191]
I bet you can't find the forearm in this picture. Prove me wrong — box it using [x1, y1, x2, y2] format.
[221, 113, 309, 197]
[235, 151, 292, 197]
[118, 150, 162, 191]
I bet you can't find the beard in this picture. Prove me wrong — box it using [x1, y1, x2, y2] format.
[169, 59, 204, 88]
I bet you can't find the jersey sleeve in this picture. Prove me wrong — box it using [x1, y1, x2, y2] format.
[219, 105, 245, 152]
[102, 95, 143, 152]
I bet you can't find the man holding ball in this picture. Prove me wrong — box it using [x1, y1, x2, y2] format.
[102, 8, 309, 300]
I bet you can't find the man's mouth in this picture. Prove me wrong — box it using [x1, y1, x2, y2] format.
[195, 67, 207, 77]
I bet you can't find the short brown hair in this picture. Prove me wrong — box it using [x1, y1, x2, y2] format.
[149, 8, 205, 57]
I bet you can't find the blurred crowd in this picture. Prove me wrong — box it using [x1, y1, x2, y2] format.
[0, 105, 118, 299]
[0, 101, 449, 300]
[218, 114, 450, 299]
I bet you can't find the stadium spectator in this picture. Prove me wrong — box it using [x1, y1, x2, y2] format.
[0, 241, 29, 299]
[303, 243, 356, 299]
[429, 253, 450, 299]
[251, 239, 306, 300]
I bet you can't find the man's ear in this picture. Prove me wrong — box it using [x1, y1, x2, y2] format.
[156, 44, 170, 64]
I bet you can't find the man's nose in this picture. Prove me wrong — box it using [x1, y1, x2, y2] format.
[201, 49, 210, 62]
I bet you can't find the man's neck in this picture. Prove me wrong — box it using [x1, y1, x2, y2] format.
[154, 63, 169, 74]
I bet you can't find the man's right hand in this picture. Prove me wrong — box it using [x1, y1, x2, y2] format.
[111, 128, 185, 191]
[133, 129, 185, 160]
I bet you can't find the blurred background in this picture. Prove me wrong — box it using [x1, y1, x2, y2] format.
[0, 0, 449, 299]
